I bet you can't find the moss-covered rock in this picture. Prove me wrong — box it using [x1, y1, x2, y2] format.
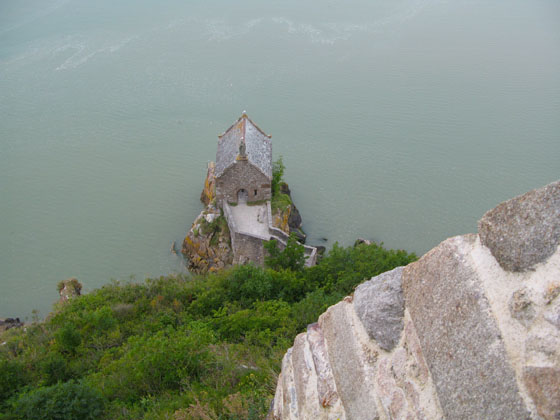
[182, 205, 233, 274]
[57, 278, 82, 303]
[200, 162, 216, 206]
[272, 182, 307, 243]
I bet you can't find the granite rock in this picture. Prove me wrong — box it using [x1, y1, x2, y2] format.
[523, 366, 560, 420]
[353, 266, 404, 351]
[509, 288, 536, 327]
[271, 181, 560, 420]
[402, 235, 529, 420]
[478, 180, 560, 272]
[306, 323, 339, 409]
[319, 302, 378, 420]
[544, 303, 560, 330]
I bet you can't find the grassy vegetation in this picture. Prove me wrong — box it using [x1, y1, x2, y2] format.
[0, 242, 416, 420]
[246, 200, 267, 207]
[271, 156, 292, 213]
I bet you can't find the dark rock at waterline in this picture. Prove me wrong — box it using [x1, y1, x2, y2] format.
[288, 204, 303, 229]
[0, 317, 24, 332]
[280, 182, 303, 230]
[315, 245, 326, 255]
[354, 238, 373, 247]
[280, 182, 291, 197]
[291, 227, 307, 244]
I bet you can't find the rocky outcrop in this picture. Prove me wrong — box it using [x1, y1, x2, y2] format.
[0, 318, 24, 333]
[181, 204, 234, 273]
[183, 165, 312, 272]
[200, 162, 216, 206]
[275, 183, 306, 243]
[478, 180, 559, 272]
[57, 277, 82, 303]
[271, 180, 560, 420]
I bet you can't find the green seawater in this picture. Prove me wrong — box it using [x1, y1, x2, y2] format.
[1, 0, 559, 318]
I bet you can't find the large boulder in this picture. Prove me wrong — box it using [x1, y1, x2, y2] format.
[478, 180, 560, 272]
[57, 277, 82, 303]
[200, 162, 216, 206]
[353, 266, 404, 351]
[403, 235, 529, 419]
[181, 206, 233, 274]
[271, 180, 560, 420]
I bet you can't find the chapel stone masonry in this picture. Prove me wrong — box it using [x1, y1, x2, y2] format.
[190, 113, 317, 268]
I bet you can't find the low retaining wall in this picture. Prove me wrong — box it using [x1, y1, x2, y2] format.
[267, 202, 318, 267]
[222, 201, 317, 267]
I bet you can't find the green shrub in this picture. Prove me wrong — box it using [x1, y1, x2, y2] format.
[264, 234, 305, 272]
[0, 240, 417, 420]
[0, 359, 28, 403]
[271, 157, 285, 196]
[40, 352, 71, 386]
[11, 380, 104, 420]
[271, 193, 291, 212]
[54, 324, 81, 354]
[91, 323, 215, 402]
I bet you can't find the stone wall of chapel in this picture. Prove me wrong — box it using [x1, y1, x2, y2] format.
[232, 232, 267, 266]
[216, 160, 271, 205]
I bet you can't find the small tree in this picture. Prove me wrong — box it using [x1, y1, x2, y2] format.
[264, 234, 305, 272]
[12, 380, 105, 420]
[271, 156, 285, 196]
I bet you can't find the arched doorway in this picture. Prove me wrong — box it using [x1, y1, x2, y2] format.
[237, 189, 248, 203]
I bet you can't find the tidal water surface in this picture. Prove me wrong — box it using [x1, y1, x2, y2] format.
[1, 0, 559, 318]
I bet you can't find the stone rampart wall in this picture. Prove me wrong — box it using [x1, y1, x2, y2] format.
[271, 180, 560, 420]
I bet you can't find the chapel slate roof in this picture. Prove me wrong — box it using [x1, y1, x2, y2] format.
[215, 113, 272, 179]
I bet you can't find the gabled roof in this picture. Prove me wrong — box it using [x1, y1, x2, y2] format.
[215, 113, 272, 179]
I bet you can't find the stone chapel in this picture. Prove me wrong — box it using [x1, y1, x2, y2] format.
[215, 112, 272, 206]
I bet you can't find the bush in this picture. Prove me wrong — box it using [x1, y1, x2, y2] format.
[264, 234, 305, 272]
[271, 157, 285, 196]
[0, 240, 417, 420]
[271, 193, 291, 212]
[54, 324, 81, 354]
[11, 380, 104, 420]
[0, 359, 28, 403]
[40, 352, 71, 386]
[90, 323, 215, 402]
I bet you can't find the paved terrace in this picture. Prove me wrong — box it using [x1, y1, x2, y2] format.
[229, 202, 270, 239]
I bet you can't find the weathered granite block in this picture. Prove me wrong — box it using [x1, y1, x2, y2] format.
[523, 366, 560, 420]
[402, 235, 529, 420]
[280, 348, 298, 419]
[291, 333, 320, 419]
[509, 287, 536, 328]
[353, 266, 404, 351]
[544, 303, 560, 330]
[376, 358, 408, 420]
[478, 180, 560, 272]
[319, 301, 379, 420]
[306, 323, 340, 409]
